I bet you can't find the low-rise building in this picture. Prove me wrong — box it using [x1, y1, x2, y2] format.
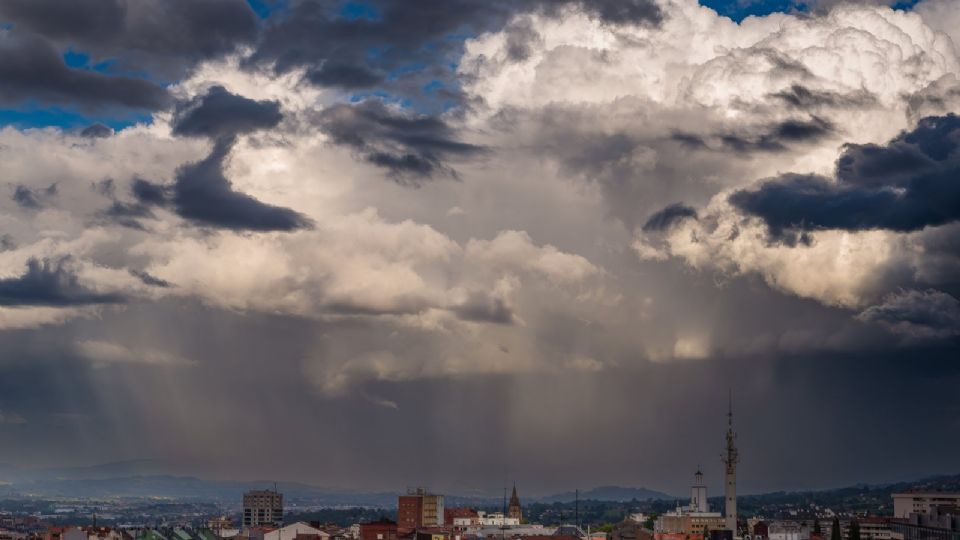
[767, 522, 806, 540]
[360, 521, 397, 540]
[476, 514, 519, 528]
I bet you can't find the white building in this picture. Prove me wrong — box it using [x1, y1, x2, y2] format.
[893, 493, 960, 519]
[691, 471, 709, 514]
[768, 522, 807, 540]
[477, 512, 520, 527]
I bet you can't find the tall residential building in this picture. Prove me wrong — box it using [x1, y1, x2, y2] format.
[722, 393, 738, 534]
[398, 488, 445, 529]
[243, 489, 284, 528]
[508, 484, 523, 522]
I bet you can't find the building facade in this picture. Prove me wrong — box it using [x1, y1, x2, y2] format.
[890, 501, 960, 540]
[399, 489, 445, 530]
[243, 490, 284, 528]
[360, 520, 398, 540]
[893, 494, 960, 519]
[655, 471, 726, 540]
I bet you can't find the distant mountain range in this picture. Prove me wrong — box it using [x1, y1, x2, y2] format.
[0, 461, 398, 506]
[540, 486, 673, 503]
[1, 460, 957, 512]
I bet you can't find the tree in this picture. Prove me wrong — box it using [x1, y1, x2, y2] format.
[814, 520, 822, 536]
[848, 520, 860, 540]
[831, 517, 842, 540]
[702, 524, 711, 540]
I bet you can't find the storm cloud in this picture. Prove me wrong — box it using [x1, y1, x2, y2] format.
[729, 114, 960, 237]
[172, 86, 283, 140]
[247, 0, 661, 106]
[0, 258, 124, 307]
[0, 0, 258, 77]
[170, 138, 313, 231]
[642, 203, 698, 232]
[0, 31, 170, 111]
[0, 0, 959, 497]
[316, 100, 482, 181]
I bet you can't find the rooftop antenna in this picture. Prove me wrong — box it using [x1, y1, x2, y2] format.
[728, 389, 733, 429]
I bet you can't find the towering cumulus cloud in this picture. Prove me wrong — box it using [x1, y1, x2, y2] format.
[0, 0, 958, 492]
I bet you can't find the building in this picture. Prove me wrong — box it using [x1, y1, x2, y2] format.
[360, 520, 397, 540]
[723, 393, 738, 534]
[477, 512, 520, 527]
[611, 520, 654, 540]
[509, 485, 523, 523]
[851, 518, 893, 540]
[893, 494, 960, 519]
[243, 489, 284, 528]
[890, 502, 960, 540]
[655, 471, 727, 540]
[445, 509, 479, 528]
[262, 523, 329, 540]
[399, 489, 445, 530]
[767, 522, 805, 540]
[209, 518, 234, 532]
[692, 471, 709, 514]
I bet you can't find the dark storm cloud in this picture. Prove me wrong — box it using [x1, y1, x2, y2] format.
[172, 86, 283, 140]
[80, 124, 114, 138]
[131, 179, 170, 206]
[97, 200, 156, 230]
[0, 0, 258, 78]
[0, 32, 170, 111]
[671, 117, 834, 155]
[451, 293, 515, 324]
[317, 100, 482, 181]
[304, 63, 385, 89]
[0, 258, 124, 307]
[248, 0, 660, 102]
[857, 289, 960, 339]
[146, 86, 305, 231]
[12, 184, 57, 210]
[129, 269, 171, 288]
[729, 114, 960, 238]
[171, 138, 313, 231]
[642, 203, 698, 232]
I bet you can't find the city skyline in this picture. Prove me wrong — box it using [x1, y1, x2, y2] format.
[0, 0, 959, 496]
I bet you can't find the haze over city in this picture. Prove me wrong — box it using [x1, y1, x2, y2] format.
[0, 0, 958, 503]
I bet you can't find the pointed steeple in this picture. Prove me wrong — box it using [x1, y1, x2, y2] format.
[508, 482, 522, 522]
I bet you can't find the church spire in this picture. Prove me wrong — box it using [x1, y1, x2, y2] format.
[508, 482, 523, 522]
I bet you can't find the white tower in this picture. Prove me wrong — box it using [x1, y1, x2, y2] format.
[690, 469, 708, 513]
[722, 391, 738, 534]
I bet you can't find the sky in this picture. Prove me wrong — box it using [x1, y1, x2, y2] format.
[0, 0, 959, 498]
